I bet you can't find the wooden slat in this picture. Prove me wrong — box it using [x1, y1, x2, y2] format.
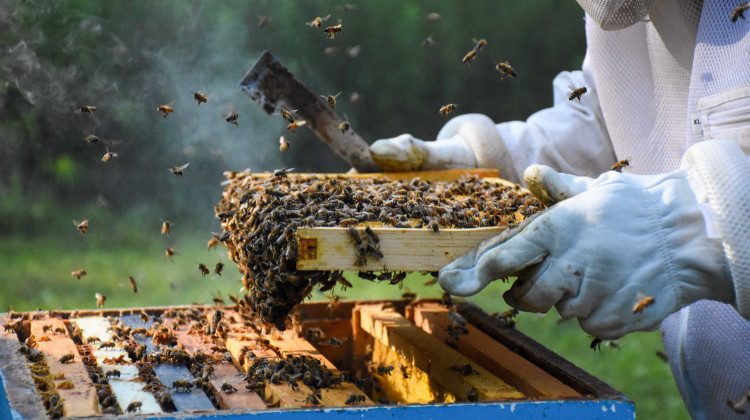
[208, 363, 266, 411]
[296, 226, 504, 271]
[410, 302, 581, 398]
[357, 304, 525, 402]
[30, 319, 101, 417]
[0, 315, 47, 419]
[249, 168, 501, 183]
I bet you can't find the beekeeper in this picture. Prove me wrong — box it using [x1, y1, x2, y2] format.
[370, 1, 750, 418]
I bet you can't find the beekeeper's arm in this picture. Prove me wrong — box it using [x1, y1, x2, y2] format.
[439, 140, 750, 339]
[370, 61, 617, 184]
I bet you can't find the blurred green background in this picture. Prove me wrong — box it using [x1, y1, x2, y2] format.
[0, 1, 687, 418]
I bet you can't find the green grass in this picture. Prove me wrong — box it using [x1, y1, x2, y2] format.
[0, 233, 688, 419]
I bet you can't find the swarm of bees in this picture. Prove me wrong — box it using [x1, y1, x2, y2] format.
[246, 354, 346, 392]
[216, 172, 542, 328]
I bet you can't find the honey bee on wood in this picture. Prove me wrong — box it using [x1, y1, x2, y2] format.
[633, 295, 655, 313]
[345, 394, 366, 405]
[83, 134, 99, 144]
[71, 269, 87, 280]
[731, 2, 750, 22]
[377, 365, 394, 376]
[495, 61, 516, 79]
[273, 167, 295, 179]
[165, 248, 176, 261]
[278, 108, 298, 123]
[324, 24, 342, 39]
[467, 387, 479, 402]
[170, 163, 189, 176]
[610, 157, 631, 172]
[157, 104, 174, 118]
[339, 121, 350, 133]
[126, 401, 142, 413]
[279, 136, 289, 152]
[214, 262, 224, 276]
[59, 353, 75, 364]
[193, 91, 208, 105]
[569, 86, 588, 102]
[172, 380, 194, 392]
[101, 149, 118, 162]
[95, 293, 106, 308]
[74, 219, 89, 235]
[306, 14, 331, 28]
[198, 263, 210, 276]
[321, 92, 342, 108]
[75, 105, 98, 114]
[221, 110, 239, 126]
[462, 49, 477, 65]
[439, 104, 457, 116]
[287, 120, 307, 132]
[161, 220, 171, 236]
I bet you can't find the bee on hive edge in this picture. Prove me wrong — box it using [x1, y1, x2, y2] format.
[59, 353, 75, 364]
[273, 167, 295, 179]
[157, 104, 173, 118]
[170, 163, 189, 176]
[495, 61, 516, 79]
[439, 104, 457, 116]
[731, 2, 750, 22]
[193, 91, 208, 105]
[224, 111, 239, 125]
[75, 105, 97, 114]
[306, 14, 331, 28]
[321, 91, 342, 108]
[569, 86, 588, 102]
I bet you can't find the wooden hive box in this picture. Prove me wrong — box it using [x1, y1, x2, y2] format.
[0, 300, 634, 419]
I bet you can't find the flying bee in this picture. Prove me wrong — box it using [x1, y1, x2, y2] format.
[83, 134, 100, 144]
[166, 248, 176, 261]
[75, 105, 97, 113]
[74, 219, 89, 235]
[569, 86, 588, 102]
[439, 104, 457, 116]
[731, 2, 750, 22]
[161, 220, 171, 236]
[257, 15, 271, 28]
[224, 111, 239, 125]
[339, 121, 350, 133]
[207, 235, 220, 250]
[287, 120, 307, 132]
[128, 276, 138, 293]
[471, 38, 486, 52]
[321, 91, 342, 108]
[278, 108, 298, 123]
[610, 156, 631, 172]
[59, 353, 75, 364]
[157, 104, 174, 118]
[95, 293, 106, 308]
[327, 337, 343, 347]
[170, 163, 189, 176]
[214, 262, 224, 276]
[633, 295, 655, 313]
[279, 136, 289, 151]
[426, 12, 442, 22]
[273, 167, 295, 179]
[198, 263, 210, 276]
[590, 337, 603, 351]
[71, 269, 87, 280]
[462, 49, 477, 65]
[101, 148, 118, 162]
[324, 24, 342, 39]
[306, 14, 331, 28]
[193, 91, 208, 105]
[495, 61, 516, 79]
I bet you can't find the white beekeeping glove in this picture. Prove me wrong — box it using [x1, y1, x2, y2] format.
[439, 164, 734, 339]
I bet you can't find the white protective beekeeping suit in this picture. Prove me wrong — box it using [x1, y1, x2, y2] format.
[371, 1, 750, 418]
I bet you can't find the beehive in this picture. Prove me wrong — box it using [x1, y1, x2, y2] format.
[0, 300, 634, 418]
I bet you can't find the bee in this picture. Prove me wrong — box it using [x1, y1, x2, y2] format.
[447, 325, 460, 341]
[376, 365, 394, 376]
[471, 38, 486, 52]
[207, 235, 220, 250]
[139, 311, 149, 323]
[99, 341, 115, 350]
[448, 309, 467, 326]
[401, 292, 417, 300]
[495, 61, 516, 79]
[165, 248, 176, 261]
[161, 220, 171, 236]
[71, 269, 87, 280]
[101, 149, 118, 162]
[287, 120, 307, 132]
[451, 364, 479, 376]
[75, 105, 98, 113]
[303, 392, 321, 405]
[590, 337, 603, 351]
[324, 24, 342, 39]
[467, 387, 479, 402]
[462, 49, 477, 65]
[59, 353, 75, 364]
[339, 121, 350, 133]
[656, 350, 668, 362]
[126, 401, 142, 413]
[278, 108, 298, 123]
[105, 369, 121, 379]
[731, 2, 750, 22]
[224, 111, 238, 125]
[193, 91, 208, 105]
[172, 380, 194, 392]
[95, 293, 106, 308]
[157, 104, 174, 118]
[279, 136, 289, 151]
[439, 104, 457, 116]
[273, 167, 295, 179]
[83, 134, 99, 144]
[214, 262, 224, 276]
[345, 394, 366, 405]
[442, 292, 453, 307]
[569, 86, 588, 102]
[257, 15, 271, 28]
[610, 157, 631, 172]
[220, 381, 237, 393]
[321, 91, 342, 108]
[170, 163, 189, 176]
[198, 263, 210, 276]
[306, 14, 331, 28]
[633, 295, 655, 313]
[428, 219, 440, 232]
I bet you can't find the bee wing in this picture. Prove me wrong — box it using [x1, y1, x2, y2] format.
[178, 163, 190, 170]
[333, 91, 343, 99]
[322, 14, 331, 21]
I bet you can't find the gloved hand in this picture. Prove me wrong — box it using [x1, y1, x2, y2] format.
[369, 114, 515, 174]
[439, 165, 734, 339]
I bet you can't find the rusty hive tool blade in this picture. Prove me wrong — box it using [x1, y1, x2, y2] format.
[239, 51, 381, 172]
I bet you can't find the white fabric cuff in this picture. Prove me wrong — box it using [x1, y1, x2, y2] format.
[682, 140, 750, 319]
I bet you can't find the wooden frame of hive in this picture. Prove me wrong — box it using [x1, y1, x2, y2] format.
[0, 300, 634, 418]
